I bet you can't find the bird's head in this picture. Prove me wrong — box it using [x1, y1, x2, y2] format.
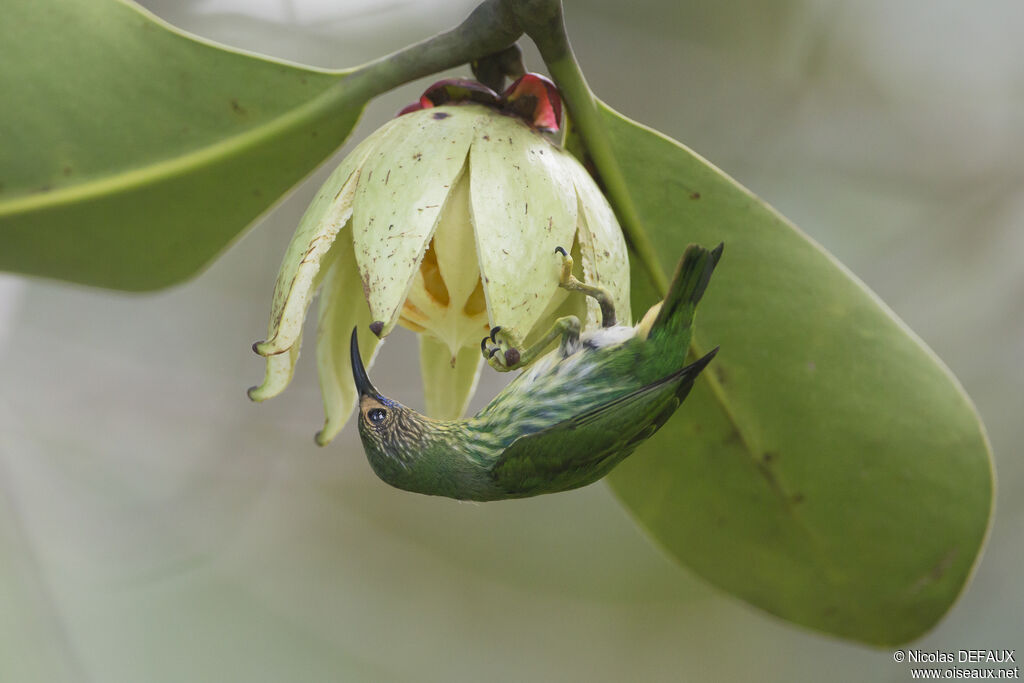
[349, 328, 430, 476]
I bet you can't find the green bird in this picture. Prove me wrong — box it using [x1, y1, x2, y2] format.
[350, 243, 722, 501]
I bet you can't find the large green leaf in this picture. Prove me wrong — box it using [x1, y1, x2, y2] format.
[0, 0, 361, 290]
[601, 104, 993, 645]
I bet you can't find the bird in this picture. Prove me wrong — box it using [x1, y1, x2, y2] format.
[350, 243, 723, 501]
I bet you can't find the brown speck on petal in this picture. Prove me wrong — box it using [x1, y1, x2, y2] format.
[369, 320, 385, 337]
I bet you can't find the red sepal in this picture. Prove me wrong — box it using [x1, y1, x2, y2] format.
[420, 78, 501, 108]
[502, 73, 562, 132]
[397, 74, 563, 133]
[397, 102, 426, 116]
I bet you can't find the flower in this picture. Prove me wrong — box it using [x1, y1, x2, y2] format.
[249, 77, 630, 445]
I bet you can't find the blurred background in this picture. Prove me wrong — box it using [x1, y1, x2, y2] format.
[1, 0, 1021, 680]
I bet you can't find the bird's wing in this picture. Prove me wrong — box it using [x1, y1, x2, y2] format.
[492, 349, 717, 496]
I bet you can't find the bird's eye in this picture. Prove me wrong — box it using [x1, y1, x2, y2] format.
[367, 408, 387, 424]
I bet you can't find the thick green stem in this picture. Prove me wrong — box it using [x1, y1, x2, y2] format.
[335, 0, 669, 296]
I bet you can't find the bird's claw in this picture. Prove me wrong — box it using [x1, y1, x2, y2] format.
[479, 247, 576, 372]
[554, 245, 574, 285]
[480, 326, 523, 372]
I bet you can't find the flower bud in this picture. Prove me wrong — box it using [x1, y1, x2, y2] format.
[250, 77, 630, 445]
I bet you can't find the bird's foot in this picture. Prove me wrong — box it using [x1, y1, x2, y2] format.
[552, 246, 617, 328]
[480, 326, 526, 372]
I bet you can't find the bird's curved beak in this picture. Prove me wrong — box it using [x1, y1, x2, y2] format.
[350, 328, 383, 399]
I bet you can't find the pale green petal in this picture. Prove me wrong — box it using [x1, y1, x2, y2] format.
[468, 115, 578, 345]
[314, 236, 380, 446]
[250, 235, 344, 401]
[247, 333, 301, 402]
[569, 164, 632, 326]
[416, 170, 491, 353]
[352, 106, 484, 337]
[255, 128, 388, 356]
[419, 336, 482, 420]
[431, 172, 480, 318]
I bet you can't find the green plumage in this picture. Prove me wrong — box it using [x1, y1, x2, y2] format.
[351, 244, 722, 501]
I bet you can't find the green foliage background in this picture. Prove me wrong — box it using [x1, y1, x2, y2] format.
[1, 0, 1019, 680]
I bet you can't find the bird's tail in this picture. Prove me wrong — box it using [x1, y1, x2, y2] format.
[646, 243, 723, 345]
